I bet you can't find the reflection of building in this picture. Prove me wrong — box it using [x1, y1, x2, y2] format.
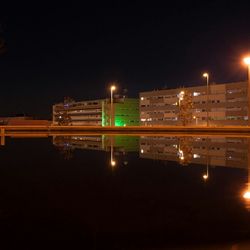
[52, 97, 139, 126]
[140, 81, 248, 126]
[140, 136, 250, 169]
[53, 135, 139, 158]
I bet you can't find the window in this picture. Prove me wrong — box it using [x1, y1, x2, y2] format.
[193, 92, 201, 97]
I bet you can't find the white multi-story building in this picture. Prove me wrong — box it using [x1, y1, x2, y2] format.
[140, 81, 248, 126]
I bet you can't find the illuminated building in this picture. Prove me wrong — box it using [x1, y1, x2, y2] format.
[52, 97, 139, 126]
[140, 81, 248, 126]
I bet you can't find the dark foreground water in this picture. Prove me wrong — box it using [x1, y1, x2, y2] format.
[1, 134, 250, 249]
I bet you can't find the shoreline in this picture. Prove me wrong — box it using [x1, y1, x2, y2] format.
[1, 125, 250, 135]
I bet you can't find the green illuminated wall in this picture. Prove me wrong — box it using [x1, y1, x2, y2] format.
[114, 99, 139, 126]
[102, 98, 139, 126]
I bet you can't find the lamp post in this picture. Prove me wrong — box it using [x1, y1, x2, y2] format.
[243, 57, 250, 126]
[203, 73, 209, 127]
[193, 116, 198, 126]
[110, 85, 116, 126]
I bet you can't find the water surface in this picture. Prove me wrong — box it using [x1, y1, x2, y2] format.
[1, 134, 250, 248]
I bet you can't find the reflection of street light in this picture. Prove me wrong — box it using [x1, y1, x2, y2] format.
[203, 154, 209, 181]
[110, 136, 116, 169]
[203, 72, 209, 127]
[203, 174, 208, 180]
[111, 160, 116, 167]
[243, 57, 250, 126]
[110, 85, 116, 126]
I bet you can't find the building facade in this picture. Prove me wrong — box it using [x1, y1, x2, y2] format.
[140, 81, 248, 126]
[52, 97, 139, 126]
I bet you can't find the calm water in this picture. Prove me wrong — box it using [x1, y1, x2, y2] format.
[1, 134, 250, 249]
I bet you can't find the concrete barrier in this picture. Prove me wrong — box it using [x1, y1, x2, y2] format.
[1, 125, 250, 135]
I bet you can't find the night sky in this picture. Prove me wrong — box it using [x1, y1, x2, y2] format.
[0, 1, 250, 119]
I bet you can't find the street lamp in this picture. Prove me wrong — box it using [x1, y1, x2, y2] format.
[110, 85, 116, 126]
[243, 57, 250, 126]
[193, 115, 198, 126]
[243, 184, 250, 211]
[203, 73, 209, 127]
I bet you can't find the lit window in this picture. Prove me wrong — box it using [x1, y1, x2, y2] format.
[193, 92, 201, 97]
[193, 154, 200, 159]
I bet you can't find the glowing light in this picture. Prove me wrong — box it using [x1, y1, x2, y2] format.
[178, 91, 185, 101]
[141, 149, 144, 154]
[178, 149, 184, 160]
[193, 116, 196, 119]
[141, 97, 144, 100]
[243, 191, 250, 199]
[193, 154, 200, 159]
[243, 57, 250, 65]
[203, 73, 209, 78]
[111, 160, 116, 167]
[110, 85, 116, 91]
[193, 91, 200, 97]
[203, 174, 208, 180]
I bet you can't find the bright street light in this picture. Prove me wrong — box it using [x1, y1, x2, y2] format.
[110, 85, 116, 126]
[243, 57, 250, 65]
[243, 191, 250, 199]
[202, 72, 209, 127]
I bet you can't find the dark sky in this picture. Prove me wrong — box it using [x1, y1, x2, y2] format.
[0, 1, 250, 118]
